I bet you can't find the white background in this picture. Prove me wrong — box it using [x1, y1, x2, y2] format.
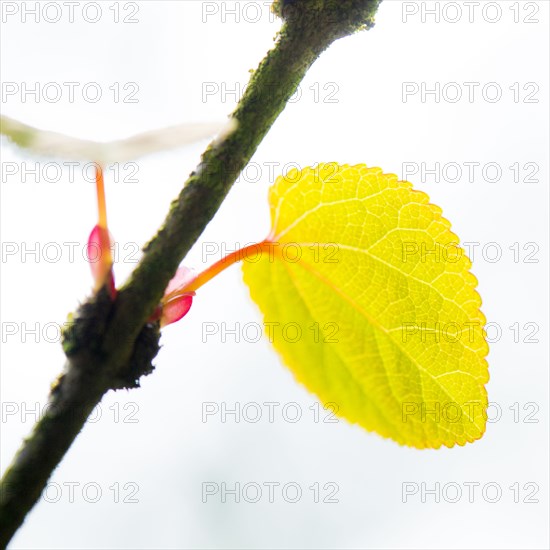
[1, 1, 549, 548]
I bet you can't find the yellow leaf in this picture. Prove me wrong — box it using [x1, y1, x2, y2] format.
[242, 163, 489, 449]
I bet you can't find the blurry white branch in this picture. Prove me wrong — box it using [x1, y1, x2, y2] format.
[0, 115, 236, 163]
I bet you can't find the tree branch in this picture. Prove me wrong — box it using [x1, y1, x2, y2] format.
[0, 1, 381, 545]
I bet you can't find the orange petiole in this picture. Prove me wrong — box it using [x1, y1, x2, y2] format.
[180, 240, 274, 294]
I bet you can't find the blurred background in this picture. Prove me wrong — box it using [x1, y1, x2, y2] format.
[1, 1, 548, 548]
